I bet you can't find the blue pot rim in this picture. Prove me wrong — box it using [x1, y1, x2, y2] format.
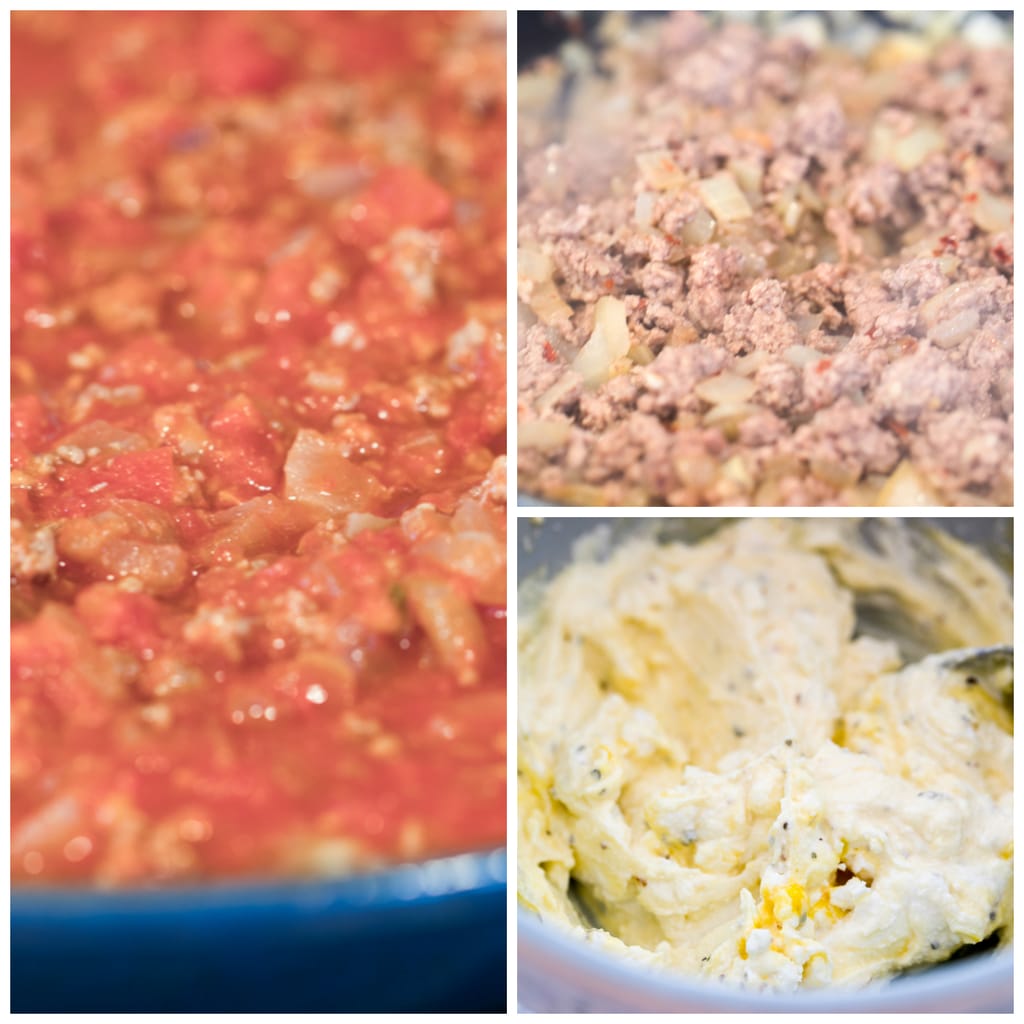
[12, 846, 507, 918]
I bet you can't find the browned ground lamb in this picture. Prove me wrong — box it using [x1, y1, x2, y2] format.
[518, 12, 1012, 506]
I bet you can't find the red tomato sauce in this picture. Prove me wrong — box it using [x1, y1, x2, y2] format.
[11, 11, 507, 884]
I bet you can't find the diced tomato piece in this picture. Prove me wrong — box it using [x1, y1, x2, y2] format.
[198, 20, 289, 96]
[203, 395, 282, 499]
[60, 194, 157, 250]
[208, 393, 266, 438]
[11, 394, 50, 451]
[173, 507, 214, 546]
[446, 402, 491, 451]
[75, 584, 165, 655]
[42, 446, 179, 518]
[100, 336, 199, 402]
[11, 608, 115, 727]
[95, 446, 180, 506]
[255, 233, 344, 337]
[11, 325, 95, 385]
[300, 13, 431, 77]
[340, 167, 452, 247]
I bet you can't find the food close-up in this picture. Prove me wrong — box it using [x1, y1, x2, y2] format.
[518, 517, 1012, 1011]
[518, 12, 1013, 507]
[11, 10, 506, 1012]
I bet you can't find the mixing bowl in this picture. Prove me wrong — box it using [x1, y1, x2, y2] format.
[517, 516, 1012, 1012]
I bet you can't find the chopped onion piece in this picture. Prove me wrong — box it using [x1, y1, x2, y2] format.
[519, 245, 573, 323]
[518, 419, 572, 451]
[697, 173, 753, 222]
[810, 457, 859, 489]
[198, 496, 312, 566]
[869, 32, 932, 71]
[344, 513, 395, 538]
[416, 530, 504, 605]
[795, 312, 824, 335]
[404, 574, 486, 686]
[284, 429, 386, 515]
[573, 296, 631, 387]
[970, 190, 1013, 234]
[702, 402, 763, 438]
[920, 282, 971, 328]
[733, 351, 769, 376]
[797, 181, 824, 213]
[518, 245, 554, 284]
[694, 372, 757, 406]
[628, 343, 655, 366]
[535, 375, 578, 415]
[672, 451, 717, 490]
[680, 206, 717, 245]
[869, 120, 945, 171]
[782, 200, 803, 236]
[634, 191, 658, 227]
[784, 345, 825, 368]
[635, 150, 688, 191]
[730, 158, 763, 202]
[774, 184, 798, 216]
[719, 454, 754, 489]
[529, 280, 573, 323]
[930, 307, 980, 349]
[875, 460, 942, 506]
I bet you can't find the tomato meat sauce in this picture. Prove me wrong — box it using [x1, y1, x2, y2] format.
[11, 11, 507, 885]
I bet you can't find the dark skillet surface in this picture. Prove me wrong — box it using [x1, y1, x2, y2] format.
[517, 11, 1013, 69]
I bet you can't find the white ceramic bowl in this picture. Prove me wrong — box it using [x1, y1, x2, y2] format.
[519, 909, 1012, 1012]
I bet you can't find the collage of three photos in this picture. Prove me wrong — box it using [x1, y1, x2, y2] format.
[10, 9, 1013, 1014]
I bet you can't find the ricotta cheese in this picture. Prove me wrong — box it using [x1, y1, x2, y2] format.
[518, 519, 1012, 991]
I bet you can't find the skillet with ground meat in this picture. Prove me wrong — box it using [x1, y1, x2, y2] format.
[518, 12, 1012, 507]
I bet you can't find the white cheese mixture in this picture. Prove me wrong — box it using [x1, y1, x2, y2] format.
[518, 519, 1012, 991]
